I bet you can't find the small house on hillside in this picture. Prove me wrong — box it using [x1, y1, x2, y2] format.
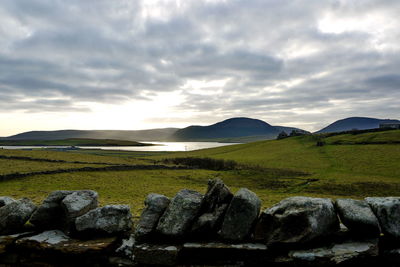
[379, 123, 400, 129]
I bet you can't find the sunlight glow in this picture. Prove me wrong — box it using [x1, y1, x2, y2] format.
[280, 43, 321, 59]
[140, 0, 185, 21]
[0, 91, 186, 136]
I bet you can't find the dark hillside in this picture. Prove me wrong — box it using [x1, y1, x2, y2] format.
[316, 117, 399, 133]
[171, 117, 280, 141]
[3, 128, 179, 141]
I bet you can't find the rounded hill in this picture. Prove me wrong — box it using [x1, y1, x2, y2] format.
[171, 117, 280, 141]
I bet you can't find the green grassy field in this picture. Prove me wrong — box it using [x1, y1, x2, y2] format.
[0, 148, 148, 165]
[0, 158, 104, 175]
[324, 130, 400, 144]
[0, 130, 399, 215]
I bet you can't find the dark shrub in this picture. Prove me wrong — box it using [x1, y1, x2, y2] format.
[277, 131, 288, 140]
[316, 141, 325, 147]
[162, 157, 237, 171]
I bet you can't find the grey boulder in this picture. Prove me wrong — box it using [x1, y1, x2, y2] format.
[365, 197, 400, 239]
[335, 199, 380, 236]
[256, 197, 339, 245]
[0, 197, 15, 207]
[62, 190, 98, 219]
[29, 190, 75, 229]
[156, 189, 203, 237]
[0, 198, 37, 235]
[135, 193, 170, 241]
[61, 190, 98, 233]
[191, 179, 233, 235]
[75, 205, 132, 234]
[201, 178, 233, 213]
[219, 188, 261, 241]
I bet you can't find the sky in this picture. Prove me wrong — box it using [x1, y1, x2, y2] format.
[0, 0, 399, 136]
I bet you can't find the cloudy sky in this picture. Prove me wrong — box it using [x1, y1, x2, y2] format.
[0, 0, 399, 136]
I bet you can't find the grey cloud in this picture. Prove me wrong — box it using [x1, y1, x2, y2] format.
[0, 0, 398, 129]
[0, 97, 90, 113]
[366, 74, 400, 89]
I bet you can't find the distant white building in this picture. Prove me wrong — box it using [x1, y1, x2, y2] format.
[379, 123, 400, 129]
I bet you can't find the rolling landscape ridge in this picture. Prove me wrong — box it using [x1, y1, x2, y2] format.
[2, 116, 397, 143]
[0, 128, 178, 141]
[0, 116, 399, 210]
[1, 117, 400, 265]
[1, 124, 399, 265]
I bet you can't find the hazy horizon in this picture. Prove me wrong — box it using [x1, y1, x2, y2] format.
[1, 0, 399, 136]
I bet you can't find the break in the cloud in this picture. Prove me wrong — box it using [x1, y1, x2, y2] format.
[0, 0, 399, 135]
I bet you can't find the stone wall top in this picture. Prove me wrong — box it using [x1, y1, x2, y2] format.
[1, 179, 400, 266]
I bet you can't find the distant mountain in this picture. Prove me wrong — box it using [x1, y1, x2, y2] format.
[171, 117, 281, 141]
[0, 138, 153, 146]
[316, 117, 400, 133]
[2, 128, 179, 141]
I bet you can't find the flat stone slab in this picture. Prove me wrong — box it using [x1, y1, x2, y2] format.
[17, 230, 70, 245]
[133, 243, 181, 266]
[180, 242, 269, 265]
[289, 240, 379, 266]
[0, 232, 34, 253]
[183, 242, 267, 250]
[54, 236, 119, 254]
[15, 230, 119, 254]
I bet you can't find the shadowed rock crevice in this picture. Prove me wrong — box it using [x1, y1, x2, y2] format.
[191, 178, 233, 238]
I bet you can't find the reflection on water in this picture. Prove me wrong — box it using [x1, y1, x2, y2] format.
[0, 141, 238, 152]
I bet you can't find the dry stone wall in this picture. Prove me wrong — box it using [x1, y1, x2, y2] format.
[1, 179, 400, 266]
